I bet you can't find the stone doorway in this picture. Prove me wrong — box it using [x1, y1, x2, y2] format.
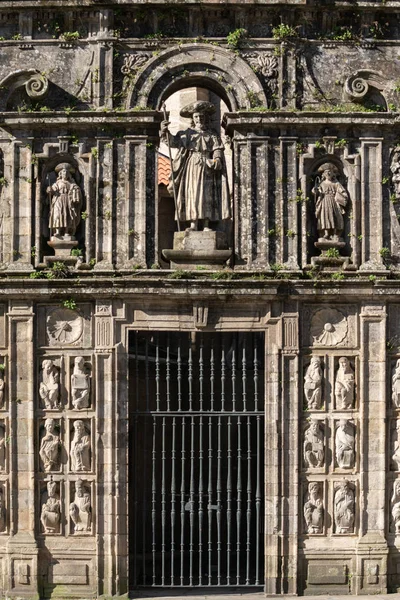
[128, 331, 265, 591]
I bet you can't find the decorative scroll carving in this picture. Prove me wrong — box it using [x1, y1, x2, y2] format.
[392, 479, 400, 534]
[39, 359, 60, 409]
[304, 482, 324, 534]
[393, 421, 400, 471]
[334, 479, 355, 533]
[304, 420, 324, 468]
[393, 359, 400, 408]
[70, 420, 91, 472]
[71, 357, 90, 410]
[344, 70, 385, 103]
[70, 479, 92, 534]
[335, 357, 355, 409]
[41, 479, 61, 534]
[46, 308, 83, 346]
[304, 357, 323, 409]
[335, 419, 355, 469]
[39, 419, 61, 472]
[0, 69, 49, 110]
[311, 308, 348, 346]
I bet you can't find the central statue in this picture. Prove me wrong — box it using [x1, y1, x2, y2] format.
[161, 100, 231, 232]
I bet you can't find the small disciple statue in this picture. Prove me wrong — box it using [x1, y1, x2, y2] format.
[47, 163, 82, 240]
[334, 479, 355, 533]
[335, 357, 355, 409]
[391, 150, 400, 200]
[304, 482, 324, 534]
[71, 357, 90, 410]
[41, 479, 61, 534]
[39, 360, 60, 410]
[393, 359, 400, 408]
[303, 420, 324, 468]
[70, 479, 91, 533]
[0, 490, 6, 533]
[393, 421, 400, 471]
[0, 430, 5, 472]
[0, 376, 5, 409]
[335, 419, 355, 469]
[70, 420, 91, 472]
[313, 163, 348, 242]
[304, 357, 323, 410]
[160, 100, 231, 231]
[39, 418, 61, 472]
[392, 479, 400, 534]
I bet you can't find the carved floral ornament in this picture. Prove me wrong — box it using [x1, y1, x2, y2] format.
[242, 53, 278, 79]
[310, 308, 348, 346]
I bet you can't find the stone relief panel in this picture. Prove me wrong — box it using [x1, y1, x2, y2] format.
[392, 421, 400, 471]
[335, 420, 356, 469]
[70, 420, 92, 473]
[40, 479, 61, 535]
[302, 305, 357, 349]
[71, 356, 91, 410]
[303, 420, 325, 469]
[304, 357, 323, 410]
[0, 422, 6, 474]
[392, 479, 400, 534]
[39, 359, 61, 410]
[0, 485, 6, 534]
[37, 304, 92, 348]
[69, 479, 92, 534]
[304, 482, 324, 534]
[392, 359, 400, 408]
[334, 357, 355, 410]
[39, 418, 62, 473]
[334, 479, 355, 534]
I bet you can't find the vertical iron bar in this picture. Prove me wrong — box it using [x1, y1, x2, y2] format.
[177, 341, 182, 412]
[255, 415, 261, 585]
[232, 345, 236, 412]
[242, 343, 247, 412]
[208, 417, 213, 585]
[254, 338, 258, 412]
[189, 416, 195, 585]
[161, 416, 166, 585]
[188, 341, 193, 412]
[171, 417, 176, 585]
[217, 416, 222, 585]
[198, 415, 204, 586]
[134, 332, 139, 586]
[166, 336, 171, 412]
[180, 416, 186, 585]
[152, 417, 156, 585]
[156, 336, 160, 411]
[227, 415, 232, 585]
[221, 346, 225, 412]
[246, 416, 252, 585]
[145, 338, 149, 410]
[210, 341, 214, 412]
[199, 336, 203, 412]
[133, 413, 138, 587]
[236, 416, 242, 585]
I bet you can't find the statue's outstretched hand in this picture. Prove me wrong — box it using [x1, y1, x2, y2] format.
[160, 120, 170, 135]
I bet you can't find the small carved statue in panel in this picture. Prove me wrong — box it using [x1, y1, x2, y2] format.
[41, 479, 61, 534]
[335, 419, 355, 469]
[47, 163, 82, 240]
[393, 359, 400, 408]
[39, 360, 60, 409]
[392, 479, 400, 534]
[304, 357, 323, 410]
[304, 482, 324, 534]
[334, 479, 355, 533]
[39, 419, 61, 472]
[392, 421, 400, 471]
[71, 357, 90, 410]
[70, 479, 91, 533]
[313, 163, 348, 243]
[70, 420, 91, 472]
[335, 357, 355, 409]
[303, 420, 324, 468]
[0, 375, 5, 409]
[0, 489, 6, 533]
[0, 426, 6, 472]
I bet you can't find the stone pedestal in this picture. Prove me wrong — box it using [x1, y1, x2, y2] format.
[45, 237, 79, 267]
[162, 230, 232, 270]
[312, 239, 349, 270]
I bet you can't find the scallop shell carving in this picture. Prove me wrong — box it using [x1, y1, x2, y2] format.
[46, 308, 83, 346]
[310, 308, 348, 346]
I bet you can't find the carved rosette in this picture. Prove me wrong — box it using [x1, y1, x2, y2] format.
[121, 53, 151, 96]
[241, 52, 278, 105]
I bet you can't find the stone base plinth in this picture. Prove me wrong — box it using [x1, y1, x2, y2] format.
[163, 230, 232, 269]
[313, 239, 349, 270]
[47, 237, 78, 258]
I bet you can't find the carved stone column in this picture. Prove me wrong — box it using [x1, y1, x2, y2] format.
[93, 139, 114, 271]
[278, 136, 300, 270]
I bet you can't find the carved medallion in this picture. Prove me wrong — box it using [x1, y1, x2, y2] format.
[46, 308, 83, 346]
[310, 308, 348, 346]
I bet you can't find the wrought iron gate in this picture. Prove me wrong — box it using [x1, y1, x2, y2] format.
[129, 331, 265, 588]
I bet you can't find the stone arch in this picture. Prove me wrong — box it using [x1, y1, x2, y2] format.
[127, 43, 268, 111]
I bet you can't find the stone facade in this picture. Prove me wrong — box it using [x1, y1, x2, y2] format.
[0, 1, 398, 598]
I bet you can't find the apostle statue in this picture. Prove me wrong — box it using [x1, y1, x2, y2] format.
[39, 418, 61, 472]
[160, 100, 231, 232]
[393, 420, 400, 471]
[335, 419, 355, 469]
[313, 163, 348, 242]
[393, 359, 400, 408]
[41, 479, 61, 534]
[304, 482, 324, 534]
[47, 163, 82, 240]
[71, 357, 90, 410]
[70, 420, 91, 472]
[70, 479, 91, 533]
[334, 479, 355, 533]
[303, 420, 324, 468]
[335, 357, 355, 409]
[304, 357, 323, 410]
[39, 360, 60, 410]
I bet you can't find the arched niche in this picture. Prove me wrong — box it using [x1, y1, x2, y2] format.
[127, 43, 268, 111]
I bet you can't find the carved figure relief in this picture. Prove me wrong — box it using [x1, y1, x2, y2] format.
[71, 357, 90, 409]
[41, 479, 61, 534]
[39, 359, 60, 409]
[46, 308, 83, 346]
[0, 374, 5, 409]
[334, 479, 355, 533]
[392, 479, 400, 534]
[392, 359, 400, 408]
[0, 426, 5, 472]
[391, 149, 400, 200]
[304, 420, 324, 468]
[335, 420, 355, 469]
[304, 357, 323, 409]
[70, 479, 91, 533]
[47, 163, 82, 241]
[39, 419, 61, 472]
[310, 308, 348, 346]
[393, 420, 400, 471]
[312, 163, 348, 243]
[70, 420, 91, 472]
[160, 100, 231, 231]
[335, 357, 355, 409]
[304, 482, 324, 534]
[0, 488, 6, 533]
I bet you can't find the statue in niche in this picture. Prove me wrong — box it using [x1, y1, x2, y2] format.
[335, 357, 355, 409]
[160, 100, 231, 232]
[334, 479, 355, 533]
[304, 482, 324, 534]
[71, 357, 90, 409]
[41, 479, 61, 534]
[392, 479, 400, 534]
[0, 489, 6, 533]
[391, 150, 400, 200]
[46, 163, 82, 240]
[39, 359, 60, 409]
[304, 357, 323, 410]
[39, 418, 61, 472]
[0, 428, 5, 472]
[70, 479, 91, 533]
[312, 163, 348, 243]
[392, 420, 400, 471]
[303, 420, 324, 468]
[70, 420, 91, 472]
[0, 375, 5, 409]
[335, 419, 355, 469]
[392, 359, 400, 408]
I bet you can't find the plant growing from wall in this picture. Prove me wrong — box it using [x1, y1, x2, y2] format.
[272, 24, 298, 41]
[226, 28, 248, 49]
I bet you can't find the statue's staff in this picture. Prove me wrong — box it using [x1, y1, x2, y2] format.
[162, 103, 181, 232]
